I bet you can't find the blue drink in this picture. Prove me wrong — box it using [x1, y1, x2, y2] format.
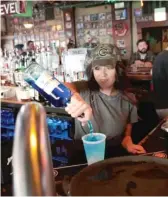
[82, 133, 106, 165]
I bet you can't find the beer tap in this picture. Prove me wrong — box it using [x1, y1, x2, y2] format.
[12, 102, 56, 196]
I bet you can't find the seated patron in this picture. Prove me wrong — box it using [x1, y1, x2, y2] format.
[130, 39, 155, 69]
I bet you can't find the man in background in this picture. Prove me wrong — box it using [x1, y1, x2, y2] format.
[14, 44, 26, 56]
[27, 40, 35, 55]
[130, 39, 155, 68]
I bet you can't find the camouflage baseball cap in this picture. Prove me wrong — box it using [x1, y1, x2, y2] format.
[84, 44, 121, 68]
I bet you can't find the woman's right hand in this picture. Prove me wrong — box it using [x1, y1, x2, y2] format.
[65, 93, 92, 126]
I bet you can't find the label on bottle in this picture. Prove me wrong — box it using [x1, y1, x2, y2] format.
[36, 72, 63, 96]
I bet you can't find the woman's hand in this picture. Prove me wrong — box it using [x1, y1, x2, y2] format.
[65, 93, 92, 126]
[122, 136, 146, 154]
[126, 143, 146, 154]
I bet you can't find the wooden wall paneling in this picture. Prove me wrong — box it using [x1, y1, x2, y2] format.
[63, 8, 76, 46]
[111, 2, 132, 61]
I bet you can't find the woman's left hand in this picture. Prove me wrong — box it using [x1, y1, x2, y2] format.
[126, 143, 146, 154]
[122, 136, 146, 154]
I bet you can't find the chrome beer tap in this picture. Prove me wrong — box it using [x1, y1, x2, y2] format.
[13, 102, 56, 196]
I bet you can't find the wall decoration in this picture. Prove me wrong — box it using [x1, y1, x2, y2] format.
[84, 15, 90, 22]
[92, 22, 98, 29]
[76, 12, 113, 48]
[66, 31, 72, 38]
[56, 24, 63, 31]
[116, 40, 125, 48]
[84, 23, 92, 29]
[65, 22, 72, 29]
[55, 7, 61, 17]
[58, 31, 65, 37]
[98, 22, 105, 28]
[90, 29, 98, 37]
[106, 21, 112, 28]
[106, 12, 112, 20]
[99, 13, 106, 20]
[65, 12, 71, 21]
[114, 23, 128, 36]
[76, 23, 84, 29]
[115, 9, 127, 20]
[99, 29, 106, 36]
[114, 2, 125, 9]
[76, 16, 83, 23]
[134, 8, 142, 17]
[107, 28, 113, 35]
[83, 31, 99, 48]
[90, 14, 98, 21]
[136, 15, 153, 23]
[77, 30, 84, 37]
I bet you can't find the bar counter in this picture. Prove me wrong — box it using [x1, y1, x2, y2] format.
[126, 73, 152, 81]
[1, 97, 168, 195]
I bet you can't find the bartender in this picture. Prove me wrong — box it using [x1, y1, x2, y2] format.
[65, 44, 146, 163]
[129, 39, 155, 68]
[14, 44, 26, 56]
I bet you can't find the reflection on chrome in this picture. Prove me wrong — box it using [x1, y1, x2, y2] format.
[13, 102, 56, 196]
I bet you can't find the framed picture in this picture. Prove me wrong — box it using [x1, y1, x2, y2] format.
[114, 2, 125, 9]
[84, 23, 92, 29]
[99, 29, 106, 36]
[58, 31, 65, 38]
[98, 13, 106, 20]
[115, 9, 127, 20]
[90, 14, 98, 21]
[77, 30, 84, 38]
[84, 15, 90, 22]
[106, 21, 112, 28]
[76, 16, 83, 23]
[56, 24, 63, 31]
[116, 40, 125, 48]
[55, 8, 61, 17]
[106, 13, 112, 20]
[66, 31, 72, 38]
[134, 8, 142, 17]
[90, 29, 98, 37]
[92, 22, 98, 29]
[65, 12, 71, 21]
[107, 28, 113, 35]
[98, 22, 105, 28]
[65, 22, 72, 29]
[76, 23, 84, 29]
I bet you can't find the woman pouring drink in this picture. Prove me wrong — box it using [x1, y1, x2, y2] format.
[65, 44, 146, 163]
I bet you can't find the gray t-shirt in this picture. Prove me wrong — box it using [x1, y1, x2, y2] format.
[74, 85, 138, 145]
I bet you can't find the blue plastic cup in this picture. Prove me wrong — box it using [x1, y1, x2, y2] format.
[82, 133, 106, 165]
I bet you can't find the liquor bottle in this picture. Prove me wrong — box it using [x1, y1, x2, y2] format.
[23, 61, 71, 107]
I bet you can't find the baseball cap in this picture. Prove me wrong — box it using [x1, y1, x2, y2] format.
[85, 44, 121, 68]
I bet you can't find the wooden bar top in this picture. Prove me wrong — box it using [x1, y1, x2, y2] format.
[1, 98, 31, 105]
[126, 73, 152, 81]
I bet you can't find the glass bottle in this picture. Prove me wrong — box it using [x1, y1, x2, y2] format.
[23, 61, 71, 107]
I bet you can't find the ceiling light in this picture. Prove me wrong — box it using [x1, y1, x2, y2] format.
[24, 23, 34, 29]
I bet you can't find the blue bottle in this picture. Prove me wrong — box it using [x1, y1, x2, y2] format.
[23, 61, 71, 107]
